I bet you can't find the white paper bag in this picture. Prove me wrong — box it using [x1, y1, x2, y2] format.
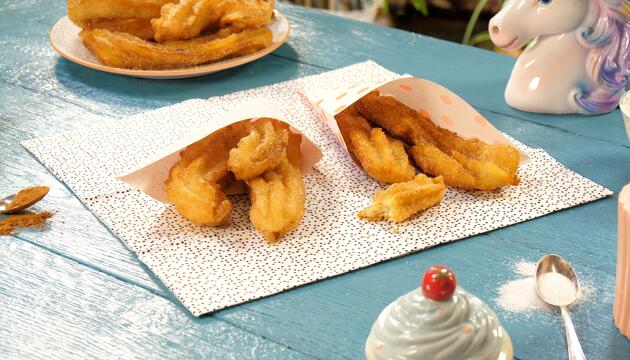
[118, 98, 323, 202]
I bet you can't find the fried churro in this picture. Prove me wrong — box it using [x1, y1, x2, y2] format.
[167, 118, 306, 242]
[336, 105, 416, 184]
[358, 174, 445, 222]
[246, 132, 305, 243]
[80, 26, 272, 69]
[228, 119, 289, 181]
[152, 0, 274, 42]
[84, 18, 156, 40]
[68, 0, 176, 27]
[165, 123, 246, 226]
[355, 91, 520, 191]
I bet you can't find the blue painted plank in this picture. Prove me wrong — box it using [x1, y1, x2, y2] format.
[0, 82, 164, 295]
[0, 238, 314, 359]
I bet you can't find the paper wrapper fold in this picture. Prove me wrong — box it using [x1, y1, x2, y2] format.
[304, 76, 528, 164]
[117, 98, 323, 203]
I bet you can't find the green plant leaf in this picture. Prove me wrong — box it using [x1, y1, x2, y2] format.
[381, 0, 390, 15]
[463, 0, 489, 45]
[410, 0, 429, 16]
[469, 31, 491, 46]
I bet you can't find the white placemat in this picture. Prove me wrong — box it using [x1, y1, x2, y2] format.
[22, 61, 612, 316]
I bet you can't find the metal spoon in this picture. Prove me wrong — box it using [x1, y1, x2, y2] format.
[0, 187, 49, 214]
[535, 254, 586, 360]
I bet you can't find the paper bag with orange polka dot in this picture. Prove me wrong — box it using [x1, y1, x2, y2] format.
[303, 76, 528, 163]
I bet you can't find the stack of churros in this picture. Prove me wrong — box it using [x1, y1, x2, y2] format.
[166, 118, 305, 243]
[68, 0, 275, 69]
[335, 91, 520, 223]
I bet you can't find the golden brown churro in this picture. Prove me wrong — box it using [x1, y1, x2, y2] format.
[84, 18, 156, 40]
[167, 119, 306, 242]
[246, 132, 305, 243]
[165, 123, 247, 227]
[336, 105, 416, 184]
[80, 26, 272, 70]
[355, 91, 520, 191]
[228, 119, 289, 181]
[68, 0, 176, 27]
[152, 0, 274, 42]
[358, 174, 446, 223]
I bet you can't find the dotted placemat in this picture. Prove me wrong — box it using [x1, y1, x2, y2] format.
[22, 61, 612, 316]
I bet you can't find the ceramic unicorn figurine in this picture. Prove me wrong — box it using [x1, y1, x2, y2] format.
[489, 0, 629, 114]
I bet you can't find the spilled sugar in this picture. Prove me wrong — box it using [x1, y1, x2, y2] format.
[515, 260, 537, 277]
[497, 276, 547, 313]
[496, 260, 595, 313]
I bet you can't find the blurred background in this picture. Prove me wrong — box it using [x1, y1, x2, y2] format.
[280, 0, 508, 53]
[281, 0, 630, 56]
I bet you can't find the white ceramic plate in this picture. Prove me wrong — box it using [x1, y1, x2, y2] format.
[49, 11, 290, 79]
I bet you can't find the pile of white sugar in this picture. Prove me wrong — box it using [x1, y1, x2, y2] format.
[496, 260, 594, 313]
[538, 272, 577, 305]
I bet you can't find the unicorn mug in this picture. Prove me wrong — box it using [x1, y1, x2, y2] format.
[489, 0, 629, 115]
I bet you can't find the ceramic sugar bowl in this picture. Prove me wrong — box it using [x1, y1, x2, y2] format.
[365, 266, 513, 360]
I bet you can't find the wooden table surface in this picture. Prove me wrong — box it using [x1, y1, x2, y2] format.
[1, 1, 629, 359]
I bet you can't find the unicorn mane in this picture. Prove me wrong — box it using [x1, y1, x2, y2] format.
[574, 0, 629, 114]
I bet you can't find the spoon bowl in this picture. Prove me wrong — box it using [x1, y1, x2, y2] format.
[535, 254, 580, 307]
[0, 187, 49, 214]
[535, 254, 586, 360]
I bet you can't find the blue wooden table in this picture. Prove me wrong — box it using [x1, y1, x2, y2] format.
[1, 2, 629, 359]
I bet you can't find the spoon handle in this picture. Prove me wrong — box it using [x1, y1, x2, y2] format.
[560, 306, 586, 360]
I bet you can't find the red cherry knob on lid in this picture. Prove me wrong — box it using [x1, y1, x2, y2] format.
[421, 265, 457, 301]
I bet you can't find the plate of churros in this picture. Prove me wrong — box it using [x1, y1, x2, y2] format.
[50, 0, 289, 79]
